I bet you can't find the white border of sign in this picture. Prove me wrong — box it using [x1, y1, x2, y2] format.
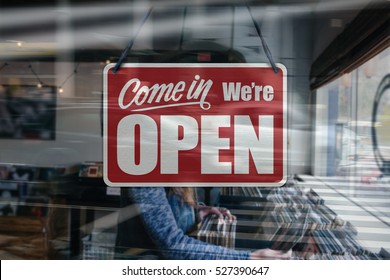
[103, 63, 287, 187]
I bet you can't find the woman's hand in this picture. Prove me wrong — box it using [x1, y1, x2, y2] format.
[197, 206, 236, 222]
[250, 249, 292, 260]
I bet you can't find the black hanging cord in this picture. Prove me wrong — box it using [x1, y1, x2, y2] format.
[28, 64, 44, 85]
[0, 62, 8, 72]
[59, 63, 80, 88]
[178, 7, 187, 51]
[113, 7, 153, 74]
[244, 1, 278, 74]
[113, 4, 277, 73]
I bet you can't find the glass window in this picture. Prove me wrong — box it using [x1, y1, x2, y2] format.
[314, 48, 390, 180]
[0, 0, 389, 262]
[312, 47, 390, 253]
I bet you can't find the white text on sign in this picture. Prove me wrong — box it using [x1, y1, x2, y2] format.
[117, 75, 275, 112]
[116, 114, 274, 176]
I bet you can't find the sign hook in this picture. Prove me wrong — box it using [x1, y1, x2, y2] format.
[244, 1, 279, 74]
[113, 7, 153, 74]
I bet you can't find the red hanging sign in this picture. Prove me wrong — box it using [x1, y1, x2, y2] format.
[103, 64, 287, 186]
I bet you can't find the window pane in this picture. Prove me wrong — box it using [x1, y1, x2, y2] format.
[315, 47, 390, 180]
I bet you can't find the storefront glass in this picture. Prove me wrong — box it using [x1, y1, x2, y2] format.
[0, 0, 389, 260]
